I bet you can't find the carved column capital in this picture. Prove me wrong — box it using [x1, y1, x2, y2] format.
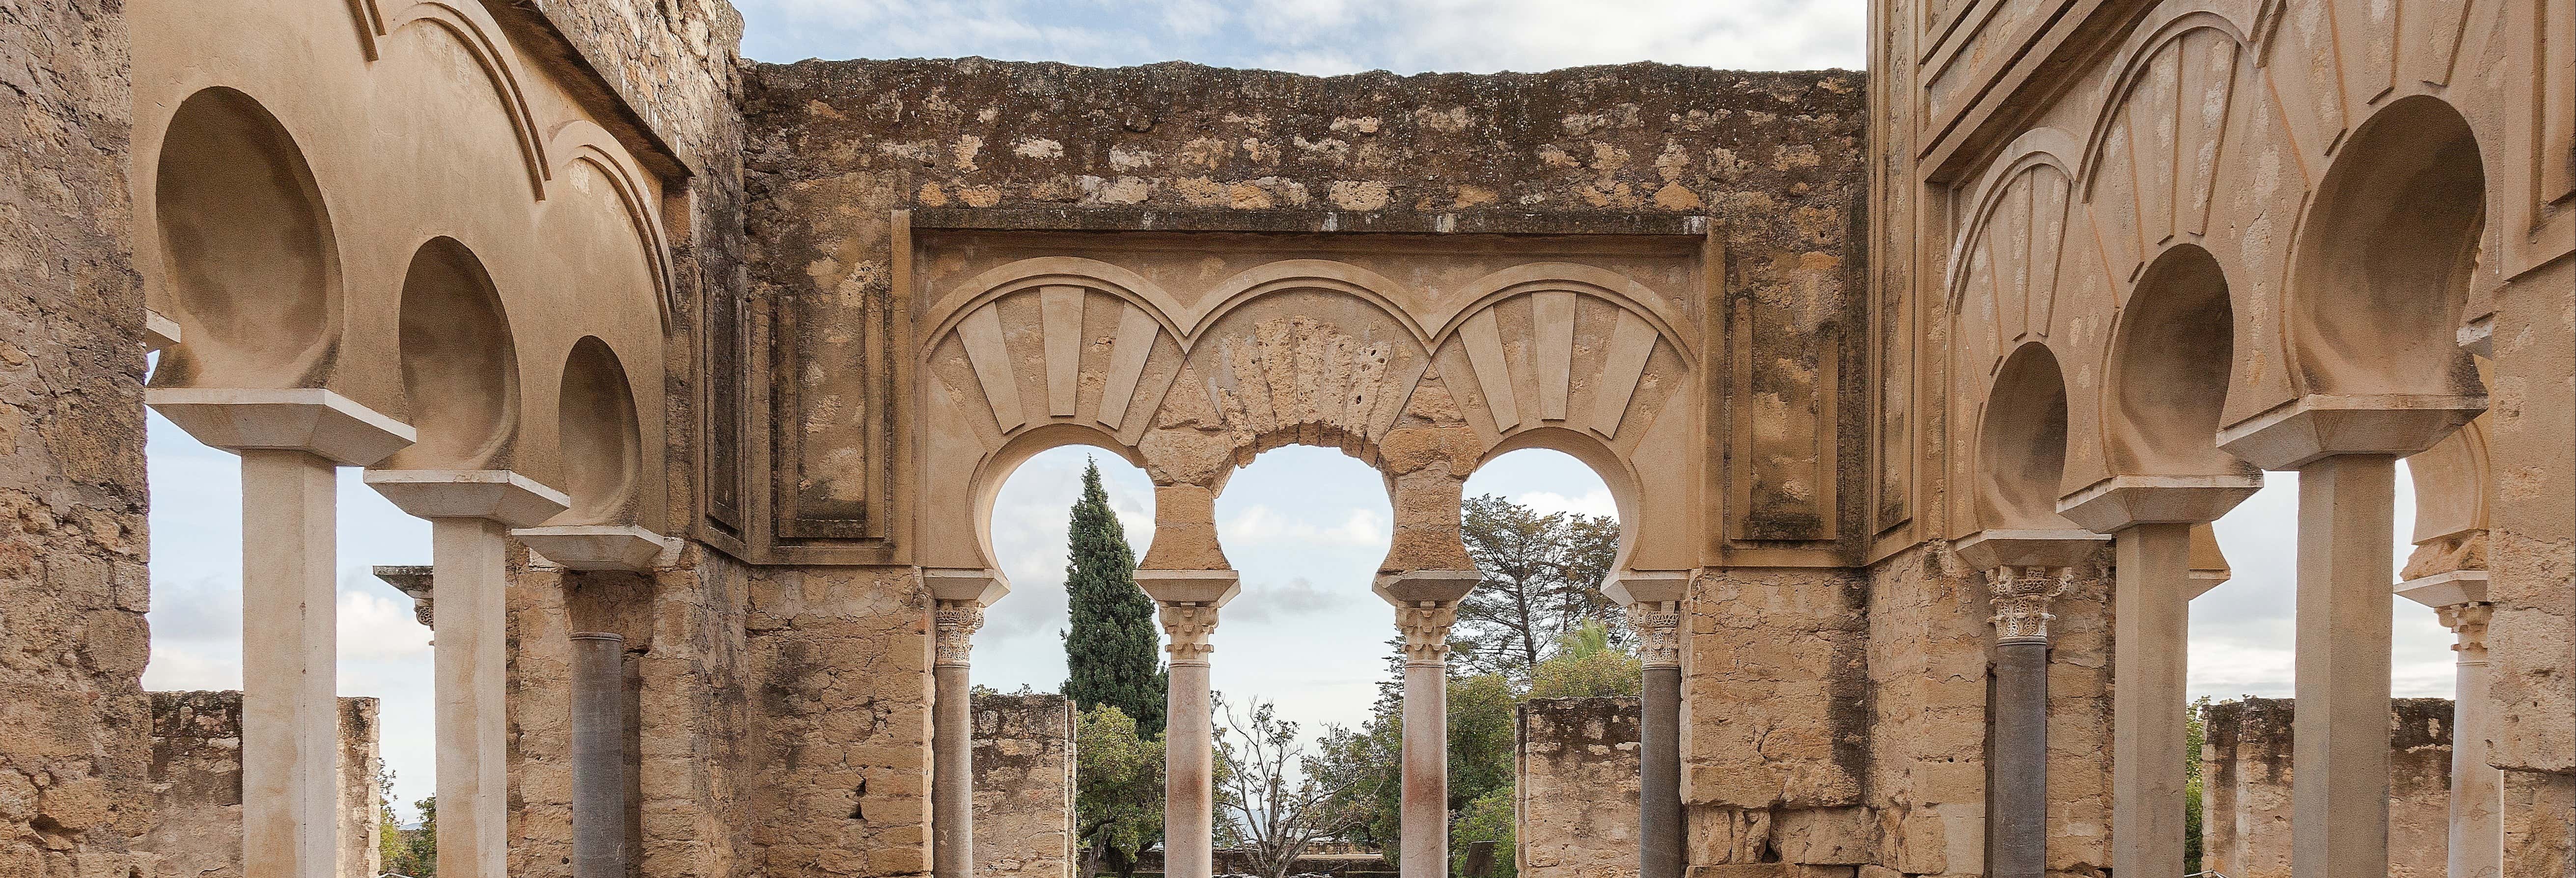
[1394, 602, 1460, 665]
[1159, 602, 1219, 665]
[1985, 565, 2071, 644]
[2438, 601, 2493, 659]
[933, 601, 986, 667]
[1626, 602, 1683, 669]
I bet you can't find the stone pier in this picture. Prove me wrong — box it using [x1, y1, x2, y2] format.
[970, 692, 1076, 878]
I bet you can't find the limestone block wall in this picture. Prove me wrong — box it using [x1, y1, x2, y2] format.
[971, 693, 1075, 878]
[1518, 698, 1642, 878]
[2200, 697, 2454, 878]
[139, 691, 383, 878]
[0, 0, 153, 876]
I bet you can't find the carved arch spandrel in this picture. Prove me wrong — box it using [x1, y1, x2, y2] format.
[372, 1, 552, 197]
[2080, 18, 2251, 278]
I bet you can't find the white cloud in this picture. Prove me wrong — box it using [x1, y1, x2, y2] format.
[1516, 488, 1617, 518]
[1221, 504, 1389, 548]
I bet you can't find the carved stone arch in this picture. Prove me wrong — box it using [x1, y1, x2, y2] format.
[2077, 14, 2250, 278]
[1478, 426, 1653, 571]
[1185, 260, 1430, 345]
[375, 1, 551, 196]
[554, 336, 646, 526]
[1428, 262, 1697, 363]
[923, 257, 1189, 347]
[549, 122, 678, 330]
[2098, 243, 2254, 479]
[1431, 279, 1691, 446]
[928, 276, 1185, 442]
[386, 235, 522, 470]
[1969, 341, 2079, 532]
[960, 422, 1152, 575]
[1943, 129, 2083, 315]
[148, 86, 343, 390]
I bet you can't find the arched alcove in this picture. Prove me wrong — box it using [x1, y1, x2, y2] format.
[1978, 343, 2074, 530]
[151, 87, 338, 388]
[557, 337, 641, 525]
[388, 237, 519, 469]
[2289, 95, 2487, 396]
[2109, 245, 2245, 476]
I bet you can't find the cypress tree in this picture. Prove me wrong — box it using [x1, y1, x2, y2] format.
[1061, 458, 1167, 737]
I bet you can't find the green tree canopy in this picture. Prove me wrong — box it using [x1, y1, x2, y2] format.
[1062, 458, 1166, 737]
[1454, 494, 1623, 681]
[1075, 704, 1164, 878]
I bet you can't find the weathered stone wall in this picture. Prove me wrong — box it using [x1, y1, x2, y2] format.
[0, 0, 153, 875]
[2200, 697, 2455, 878]
[1518, 697, 1641, 878]
[738, 564, 933, 878]
[971, 693, 1075, 878]
[139, 692, 383, 878]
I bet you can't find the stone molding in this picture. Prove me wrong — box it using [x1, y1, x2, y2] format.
[1394, 602, 1460, 665]
[934, 602, 985, 667]
[1626, 602, 1683, 669]
[1985, 565, 2070, 644]
[2439, 602, 2494, 656]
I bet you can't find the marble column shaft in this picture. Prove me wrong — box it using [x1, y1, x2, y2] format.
[2293, 454, 2396, 878]
[2112, 522, 2192, 878]
[2443, 602, 2503, 878]
[432, 517, 513, 878]
[1629, 603, 1684, 878]
[571, 632, 628, 878]
[1161, 602, 1219, 878]
[933, 602, 985, 878]
[1396, 603, 1458, 878]
[1987, 564, 2065, 878]
[239, 449, 343, 878]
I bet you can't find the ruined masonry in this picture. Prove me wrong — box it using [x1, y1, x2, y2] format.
[0, 0, 2569, 876]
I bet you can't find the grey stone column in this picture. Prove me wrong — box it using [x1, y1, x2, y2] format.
[571, 632, 627, 878]
[1394, 602, 1459, 878]
[1986, 564, 2066, 878]
[1629, 603, 1684, 878]
[933, 602, 985, 878]
[1159, 602, 1220, 878]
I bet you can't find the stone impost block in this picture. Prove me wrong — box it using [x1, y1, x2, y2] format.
[144, 308, 183, 353]
[2216, 393, 2486, 470]
[2396, 568, 2490, 608]
[516, 524, 681, 572]
[2188, 522, 2231, 598]
[363, 469, 570, 527]
[1604, 569, 1693, 605]
[1134, 568, 1240, 606]
[147, 387, 416, 466]
[2055, 474, 2261, 532]
[925, 567, 1012, 605]
[1949, 529, 2109, 571]
[373, 565, 433, 626]
[1372, 568, 1482, 606]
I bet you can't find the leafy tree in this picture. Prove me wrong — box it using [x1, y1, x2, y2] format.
[1445, 673, 1518, 811]
[1525, 620, 1642, 699]
[383, 795, 437, 877]
[1449, 786, 1515, 878]
[1213, 695, 1370, 878]
[1075, 704, 1164, 878]
[2187, 696, 2211, 874]
[375, 769, 409, 875]
[1454, 494, 1623, 681]
[1063, 458, 1166, 738]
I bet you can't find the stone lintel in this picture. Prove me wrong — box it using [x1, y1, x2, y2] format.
[910, 205, 1712, 238]
[2055, 474, 2261, 532]
[144, 309, 183, 353]
[2188, 523, 2231, 599]
[514, 524, 679, 572]
[1133, 568, 1239, 606]
[1373, 569, 1483, 607]
[147, 387, 416, 466]
[924, 567, 1012, 606]
[2215, 393, 2485, 470]
[363, 469, 570, 528]
[1952, 528, 2110, 572]
[1602, 569, 1692, 606]
[2395, 568, 2490, 609]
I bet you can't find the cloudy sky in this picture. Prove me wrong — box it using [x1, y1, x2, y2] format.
[139, 0, 2459, 820]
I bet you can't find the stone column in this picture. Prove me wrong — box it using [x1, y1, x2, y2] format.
[1987, 563, 2064, 878]
[2059, 477, 2256, 878]
[149, 388, 416, 878]
[1135, 570, 1241, 878]
[2216, 394, 2480, 878]
[366, 470, 572, 878]
[2293, 453, 2399, 878]
[2399, 570, 2502, 878]
[1605, 571, 1690, 878]
[1376, 570, 1482, 878]
[925, 569, 1010, 878]
[933, 602, 984, 878]
[1953, 530, 2106, 878]
[570, 632, 627, 878]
